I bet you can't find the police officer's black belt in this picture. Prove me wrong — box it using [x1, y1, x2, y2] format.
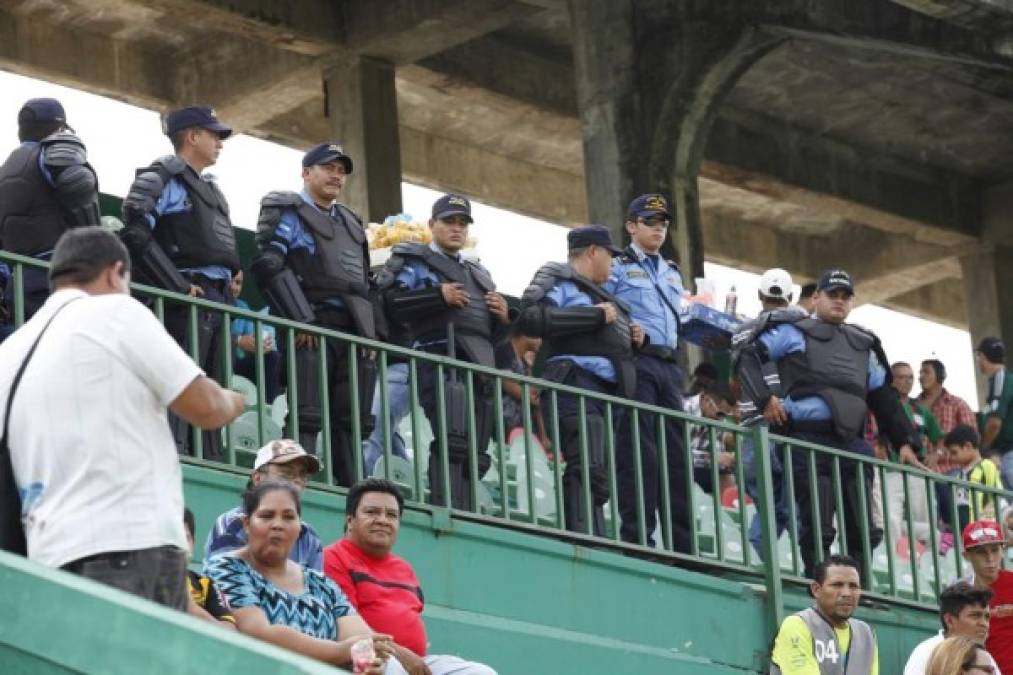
[786, 419, 836, 435]
[639, 344, 679, 362]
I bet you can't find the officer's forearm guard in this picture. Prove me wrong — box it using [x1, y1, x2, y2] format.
[251, 253, 315, 324]
[516, 305, 603, 338]
[735, 343, 774, 411]
[868, 385, 920, 453]
[386, 285, 446, 321]
[120, 222, 190, 295]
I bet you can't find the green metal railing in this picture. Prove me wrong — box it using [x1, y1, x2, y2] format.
[5, 250, 1010, 638]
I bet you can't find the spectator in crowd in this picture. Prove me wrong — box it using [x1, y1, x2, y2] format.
[925, 636, 994, 675]
[0, 98, 100, 321]
[252, 143, 378, 486]
[517, 225, 643, 536]
[183, 507, 235, 628]
[737, 269, 914, 581]
[229, 270, 281, 402]
[205, 439, 323, 571]
[120, 105, 240, 460]
[917, 359, 976, 435]
[977, 337, 1013, 488]
[904, 582, 998, 675]
[690, 388, 736, 496]
[378, 194, 511, 510]
[206, 480, 391, 673]
[0, 227, 243, 607]
[605, 194, 691, 550]
[945, 426, 1003, 531]
[960, 519, 1013, 674]
[494, 326, 549, 448]
[796, 282, 817, 314]
[325, 479, 497, 675]
[684, 361, 719, 415]
[886, 362, 939, 545]
[769, 555, 878, 674]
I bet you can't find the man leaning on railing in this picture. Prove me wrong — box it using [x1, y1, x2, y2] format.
[736, 268, 919, 583]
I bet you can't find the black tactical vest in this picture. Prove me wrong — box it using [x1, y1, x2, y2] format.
[146, 157, 239, 272]
[778, 318, 874, 440]
[0, 142, 74, 255]
[288, 201, 375, 338]
[393, 243, 497, 368]
[526, 262, 637, 398]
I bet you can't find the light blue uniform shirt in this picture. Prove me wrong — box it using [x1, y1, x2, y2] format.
[231, 298, 276, 360]
[604, 242, 682, 349]
[544, 280, 615, 382]
[394, 241, 462, 350]
[268, 190, 345, 310]
[759, 323, 886, 421]
[145, 170, 231, 281]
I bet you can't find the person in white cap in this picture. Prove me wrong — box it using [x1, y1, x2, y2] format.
[203, 439, 324, 571]
[758, 267, 794, 311]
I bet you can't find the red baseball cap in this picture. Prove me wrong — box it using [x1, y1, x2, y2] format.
[962, 520, 1006, 549]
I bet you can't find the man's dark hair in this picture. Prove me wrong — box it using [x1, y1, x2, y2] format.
[346, 478, 404, 518]
[48, 226, 131, 289]
[813, 554, 859, 584]
[944, 424, 980, 449]
[923, 358, 947, 384]
[938, 581, 993, 633]
[183, 506, 196, 539]
[799, 283, 817, 301]
[892, 361, 911, 371]
[567, 246, 589, 261]
[170, 128, 195, 152]
[242, 479, 302, 517]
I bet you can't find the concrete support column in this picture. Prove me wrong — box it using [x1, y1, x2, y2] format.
[325, 56, 402, 222]
[960, 247, 1013, 405]
[568, 2, 781, 286]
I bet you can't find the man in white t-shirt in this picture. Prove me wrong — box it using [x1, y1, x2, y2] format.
[0, 226, 244, 609]
[904, 581, 1001, 674]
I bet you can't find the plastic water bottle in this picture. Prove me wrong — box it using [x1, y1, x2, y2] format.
[724, 285, 738, 316]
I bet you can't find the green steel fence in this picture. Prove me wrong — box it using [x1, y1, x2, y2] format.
[4, 250, 1009, 637]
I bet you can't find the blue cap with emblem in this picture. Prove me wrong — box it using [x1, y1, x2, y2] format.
[817, 269, 854, 295]
[302, 142, 353, 173]
[18, 98, 70, 130]
[567, 225, 623, 255]
[627, 193, 671, 219]
[432, 194, 473, 223]
[164, 105, 232, 139]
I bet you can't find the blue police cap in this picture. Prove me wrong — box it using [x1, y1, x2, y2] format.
[18, 98, 70, 129]
[627, 193, 671, 219]
[568, 225, 622, 255]
[432, 194, 473, 223]
[164, 106, 232, 139]
[817, 269, 854, 294]
[301, 142, 353, 173]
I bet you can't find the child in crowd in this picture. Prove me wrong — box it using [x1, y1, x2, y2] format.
[690, 388, 737, 495]
[944, 425, 1003, 532]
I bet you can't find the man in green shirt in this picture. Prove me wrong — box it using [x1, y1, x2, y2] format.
[976, 337, 1013, 489]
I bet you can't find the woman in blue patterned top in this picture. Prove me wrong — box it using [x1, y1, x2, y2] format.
[207, 480, 393, 672]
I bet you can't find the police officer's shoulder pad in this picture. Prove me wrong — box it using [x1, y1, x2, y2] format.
[391, 241, 427, 257]
[261, 190, 302, 208]
[767, 306, 806, 324]
[41, 134, 88, 166]
[540, 260, 572, 278]
[153, 154, 187, 175]
[40, 130, 84, 148]
[843, 322, 877, 348]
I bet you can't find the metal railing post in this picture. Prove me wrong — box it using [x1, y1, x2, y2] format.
[753, 424, 784, 637]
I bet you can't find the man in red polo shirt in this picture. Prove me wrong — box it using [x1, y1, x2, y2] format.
[325, 479, 496, 675]
[962, 519, 1013, 673]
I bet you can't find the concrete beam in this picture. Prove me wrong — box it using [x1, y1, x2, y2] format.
[0, 4, 169, 110]
[884, 279, 969, 328]
[346, 0, 541, 64]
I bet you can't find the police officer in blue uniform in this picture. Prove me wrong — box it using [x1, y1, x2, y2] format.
[736, 269, 917, 581]
[377, 194, 512, 510]
[518, 225, 644, 536]
[120, 106, 239, 460]
[0, 98, 100, 322]
[251, 142, 377, 486]
[604, 194, 692, 551]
